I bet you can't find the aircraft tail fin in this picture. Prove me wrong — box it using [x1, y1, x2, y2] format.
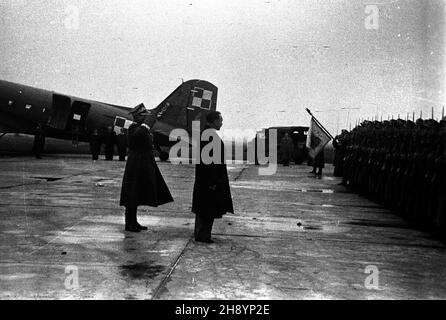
[150, 80, 218, 132]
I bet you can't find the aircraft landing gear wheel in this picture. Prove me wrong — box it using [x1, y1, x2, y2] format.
[159, 151, 169, 161]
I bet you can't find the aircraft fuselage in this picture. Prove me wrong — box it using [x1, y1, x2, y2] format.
[0, 80, 133, 141]
[0, 79, 218, 156]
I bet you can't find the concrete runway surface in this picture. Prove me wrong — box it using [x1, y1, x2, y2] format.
[0, 155, 445, 299]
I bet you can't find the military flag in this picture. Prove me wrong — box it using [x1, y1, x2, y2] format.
[306, 109, 333, 158]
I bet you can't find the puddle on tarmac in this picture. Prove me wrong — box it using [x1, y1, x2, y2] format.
[31, 176, 63, 182]
[120, 262, 165, 279]
[303, 226, 323, 230]
[296, 222, 323, 231]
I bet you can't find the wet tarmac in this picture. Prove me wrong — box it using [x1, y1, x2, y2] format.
[0, 155, 445, 299]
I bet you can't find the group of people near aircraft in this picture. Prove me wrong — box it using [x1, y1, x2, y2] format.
[89, 127, 128, 161]
[32, 124, 128, 161]
[29, 104, 233, 243]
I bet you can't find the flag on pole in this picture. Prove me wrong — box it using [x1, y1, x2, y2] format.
[306, 117, 332, 158]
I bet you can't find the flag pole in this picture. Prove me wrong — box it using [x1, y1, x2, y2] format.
[305, 108, 334, 139]
[306, 108, 333, 138]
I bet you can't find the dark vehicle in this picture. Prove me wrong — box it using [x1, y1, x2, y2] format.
[251, 126, 309, 165]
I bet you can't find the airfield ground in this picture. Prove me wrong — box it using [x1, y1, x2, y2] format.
[0, 155, 445, 299]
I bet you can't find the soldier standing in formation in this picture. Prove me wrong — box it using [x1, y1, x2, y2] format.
[332, 129, 348, 177]
[338, 118, 446, 240]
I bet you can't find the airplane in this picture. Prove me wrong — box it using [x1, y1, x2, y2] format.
[0, 79, 218, 160]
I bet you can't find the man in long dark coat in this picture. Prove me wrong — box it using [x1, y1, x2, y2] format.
[279, 132, 294, 166]
[309, 148, 325, 178]
[119, 104, 174, 232]
[89, 129, 101, 161]
[32, 123, 45, 159]
[333, 130, 348, 177]
[103, 126, 116, 161]
[116, 128, 128, 161]
[192, 111, 234, 243]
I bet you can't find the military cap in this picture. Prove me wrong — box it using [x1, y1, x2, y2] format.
[128, 103, 150, 116]
[425, 119, 438, 126]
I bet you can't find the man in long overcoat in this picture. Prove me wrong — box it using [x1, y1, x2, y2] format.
[309, 148, 325, 178]
[333, 130, 348, 177]
[32, 123, 45, 159]
[103, 126, 116, 161]
[192, 111, 234, 243]
[119, 104, 174, 232]
[89, 129, 101, 161]
[279, 132, 294, 166]
[116, 128, 128, 161]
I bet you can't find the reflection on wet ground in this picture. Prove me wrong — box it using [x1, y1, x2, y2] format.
[120, 262, 165, 280]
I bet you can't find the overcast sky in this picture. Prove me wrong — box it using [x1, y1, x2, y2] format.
[0, 0, 444, 137]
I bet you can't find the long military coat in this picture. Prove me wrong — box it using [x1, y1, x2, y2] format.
[279, 136, 294, 163]
[192, 126, 234, 219]
[120, 123, 173, 208]
[89, 133, 101, 155]
[32, 127, 45, 154]
[116, 133, 128, 157]
[308, 149, 325, 168]
[103, 131, 116, 156]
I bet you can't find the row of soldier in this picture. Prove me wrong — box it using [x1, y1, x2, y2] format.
[32, 124, 128, 161]
[89, 126, 128, 161]
[332, 118, 446, 239]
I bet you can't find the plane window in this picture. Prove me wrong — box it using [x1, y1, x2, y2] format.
[25, 104, 32, 110]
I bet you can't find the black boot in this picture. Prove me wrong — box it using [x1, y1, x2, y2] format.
[125, 207, 140, 232]
[136, 222, 148, 231]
